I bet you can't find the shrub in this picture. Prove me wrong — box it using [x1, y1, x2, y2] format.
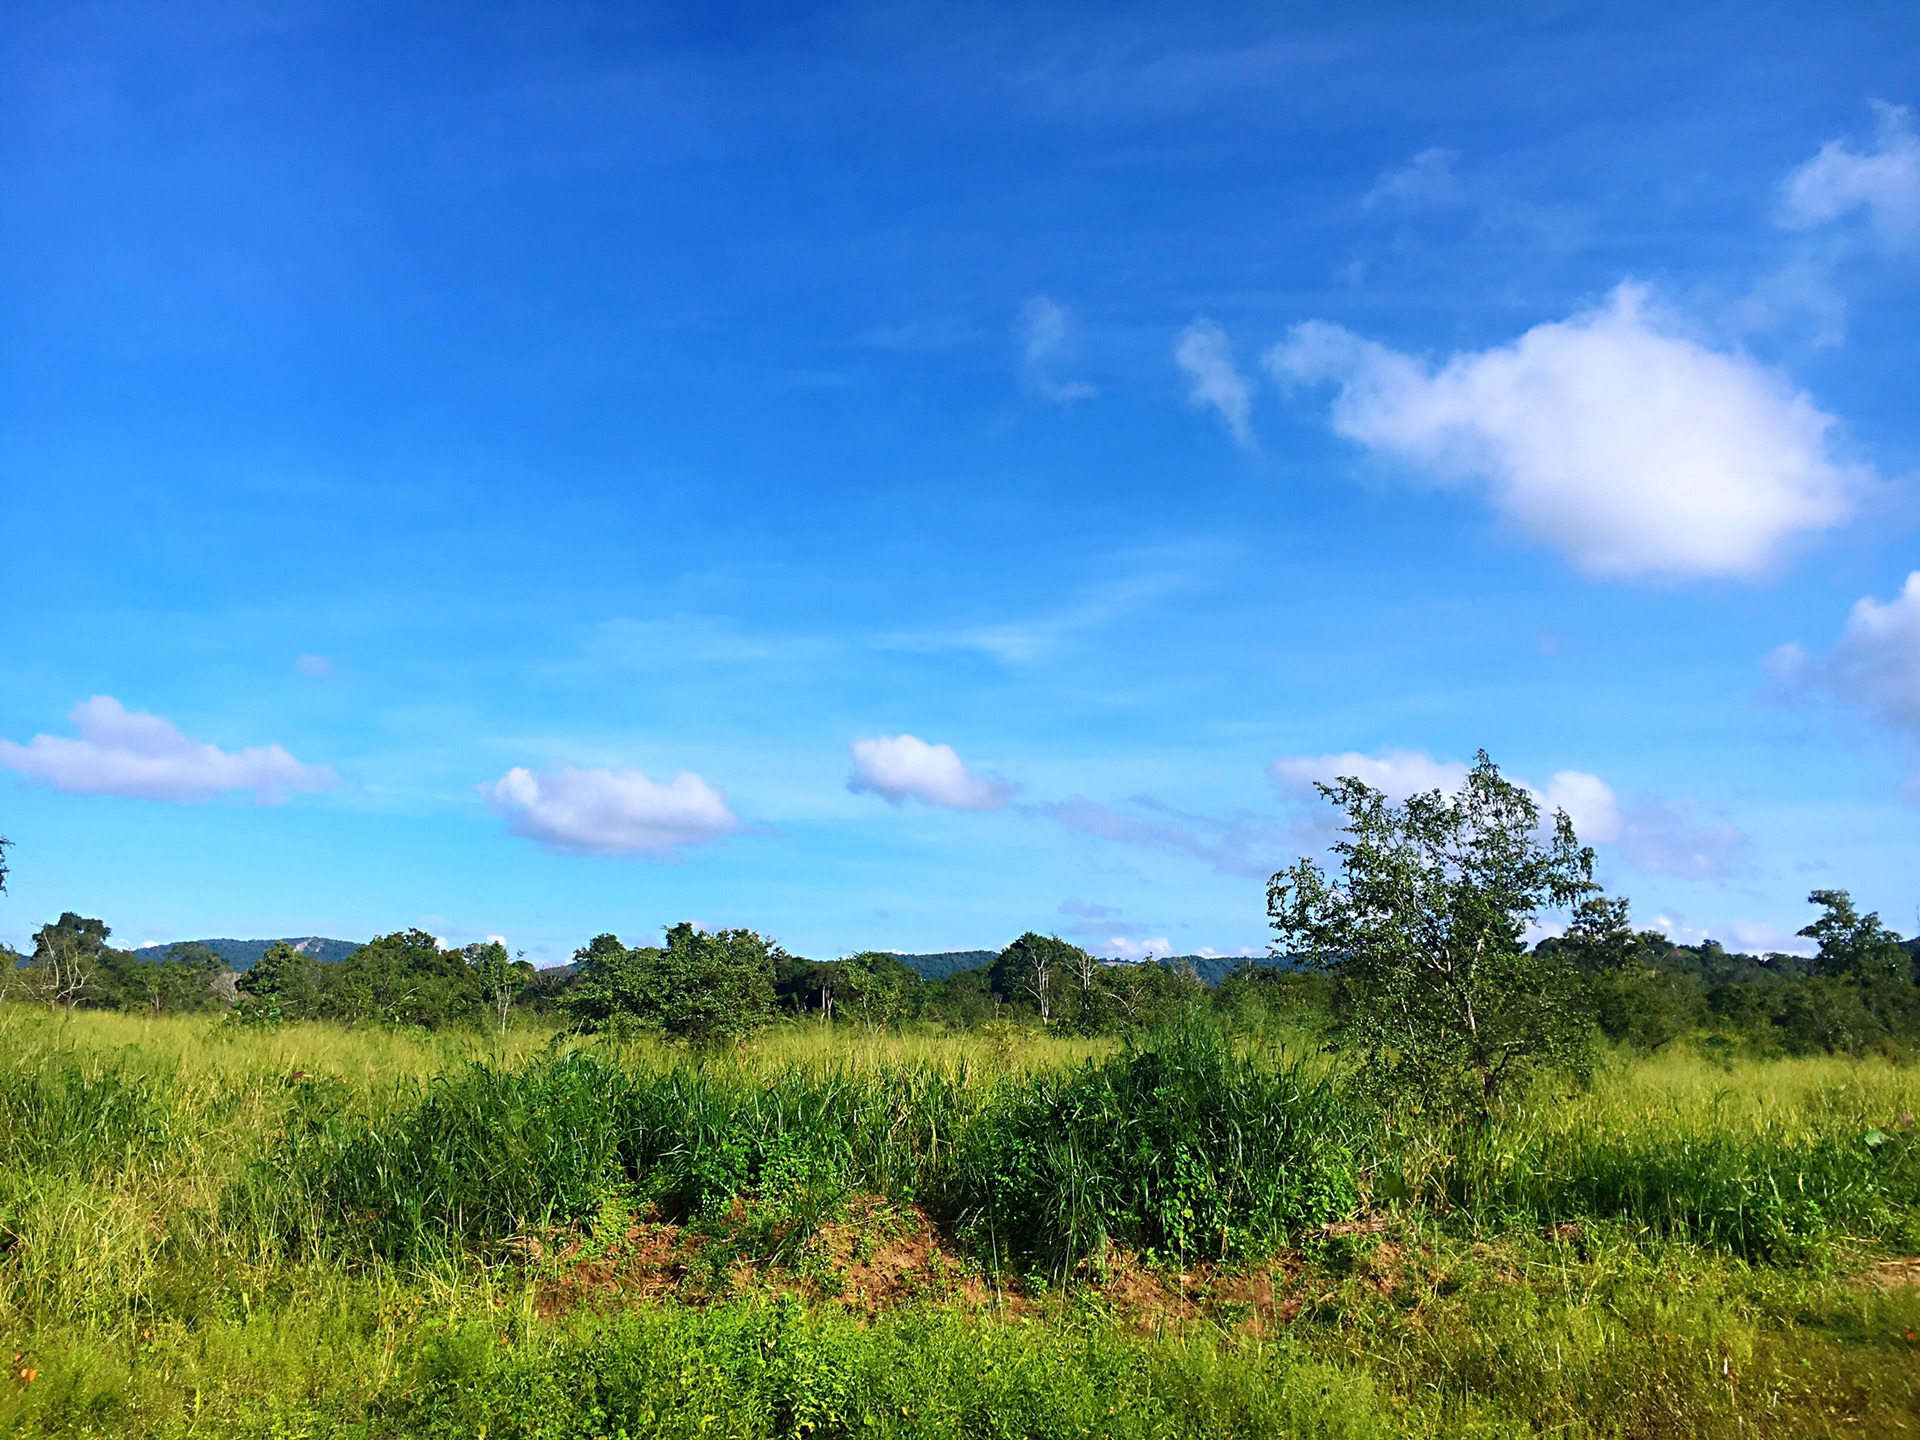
[951, 1019, 1359, 1279]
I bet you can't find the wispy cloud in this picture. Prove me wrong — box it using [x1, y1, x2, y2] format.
[876, 568, 1190, 665]
[1778, 101, 1920, 250]
[0, 697, 336, 805]
[1175, 319, 1256, 449]
[847, 735, 1013, 811]
[1056, 898, 1175, 958]
[1020, 296, 1097, 404]
[479, 764, 741, 858]
[1770, 571, 1920, 735]
[1363, 146, 1467, 212]
[1270, 284, 1860, 580]
[1040, 794, 1289, 878]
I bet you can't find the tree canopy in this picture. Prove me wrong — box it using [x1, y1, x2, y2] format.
[1268, 751, 1598, 1114]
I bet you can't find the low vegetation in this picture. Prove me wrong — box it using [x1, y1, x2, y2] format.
[3, 756, 1920, 1435]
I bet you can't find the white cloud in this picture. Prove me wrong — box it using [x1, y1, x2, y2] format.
[1364, 146, 1467, 211]
[1095, 936, 1176, 961]
[1773, 572, 1920, 733]
[1539, 769, 1623, 843]
[1652, 913, 1816, 958]
[1175, 319, 1255, 448]
[1021, 296, 1097, 404]
[1778, 101, 1920, 249]
[479, 764, 740, 858]
[0, 696, 336, 804]
[1271, 748, 1747, 879]
[1271, 748, 1469, 803]
[1269, 284, 1859, 579]
[1722, 920, 1817, 958]
[847, 735, 1012, 811]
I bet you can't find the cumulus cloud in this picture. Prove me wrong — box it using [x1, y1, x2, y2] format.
[479, 764, 740, 858]
[1269, 285, 1858, 579]
[1364, 146, 1467, 211]
[1772, 572, 1920, 734]
[0, 696, 336, 805]
[847, 735, 1012, 811]
[1175, 319, 1256, 448]
[1538, 769, 1623, 844]
[1270, 748, 1748, 879]
[1778, 101, 1920, 249]
[1021, 296, 1097, 404]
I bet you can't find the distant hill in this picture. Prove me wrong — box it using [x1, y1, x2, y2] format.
[134, 937, 363, 970]
[889, 950, 997, 980]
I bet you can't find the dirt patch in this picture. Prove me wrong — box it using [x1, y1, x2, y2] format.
[528, 1195, 1316, 1334]
[534, 1220, 703, 1318]
[1860, 1257, 1920, 1290]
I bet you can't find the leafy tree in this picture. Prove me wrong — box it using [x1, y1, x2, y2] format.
[465, 941, 534, 1034]
[237, 940, 324, 1020]
[26, 913, 113, 1010]
[989, 933, 1087, 1026]
[323, 930, 480, 1028]
[562, 924, 776, 1044]
[558, 933, 658, 1031]
[0, 834, 10, 894]
[1799, 890, 1909, 982]
[834, 951, 919, 1032]
[116, 942, 229, 1015]
[1268, 751, 1598, 1115]
[1587, 967, 1706, 1052]
[920, 965, 997, 1028]
[1212, 961, 1333, 1034]
[647, 924, 776, 1044]
[1544, 896, 1704, 1052]
[1100, 958, 1206, 1032]
[1773, 976, 1885, 1055]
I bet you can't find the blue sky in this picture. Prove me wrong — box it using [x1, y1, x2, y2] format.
[3, 2, 1919, 963]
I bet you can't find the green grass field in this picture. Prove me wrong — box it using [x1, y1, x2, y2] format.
[2, 1006, 1917, 1437]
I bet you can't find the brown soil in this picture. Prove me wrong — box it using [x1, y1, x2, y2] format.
[528, 1194, 1330, 1335]
[1860, 1257, 1920, 1290]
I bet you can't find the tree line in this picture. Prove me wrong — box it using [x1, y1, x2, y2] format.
[5, 753, 1920, 1091]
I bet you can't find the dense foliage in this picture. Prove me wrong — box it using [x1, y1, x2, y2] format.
[1269, 752, 1599, 1114]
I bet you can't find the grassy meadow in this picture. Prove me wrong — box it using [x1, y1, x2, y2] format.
[1, 1005, 1917, 1437]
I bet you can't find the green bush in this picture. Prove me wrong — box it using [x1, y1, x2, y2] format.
[246, 1023, 1360, 1276]
[952, 1020, 1359, 1279]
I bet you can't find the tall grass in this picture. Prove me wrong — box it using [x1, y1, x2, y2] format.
[242, 1020, 1361, 1275]
[1410, 1049, 1920, 1257]
[4, 1007, 1920, 1435]
[951, 1021, 1360, 1278]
